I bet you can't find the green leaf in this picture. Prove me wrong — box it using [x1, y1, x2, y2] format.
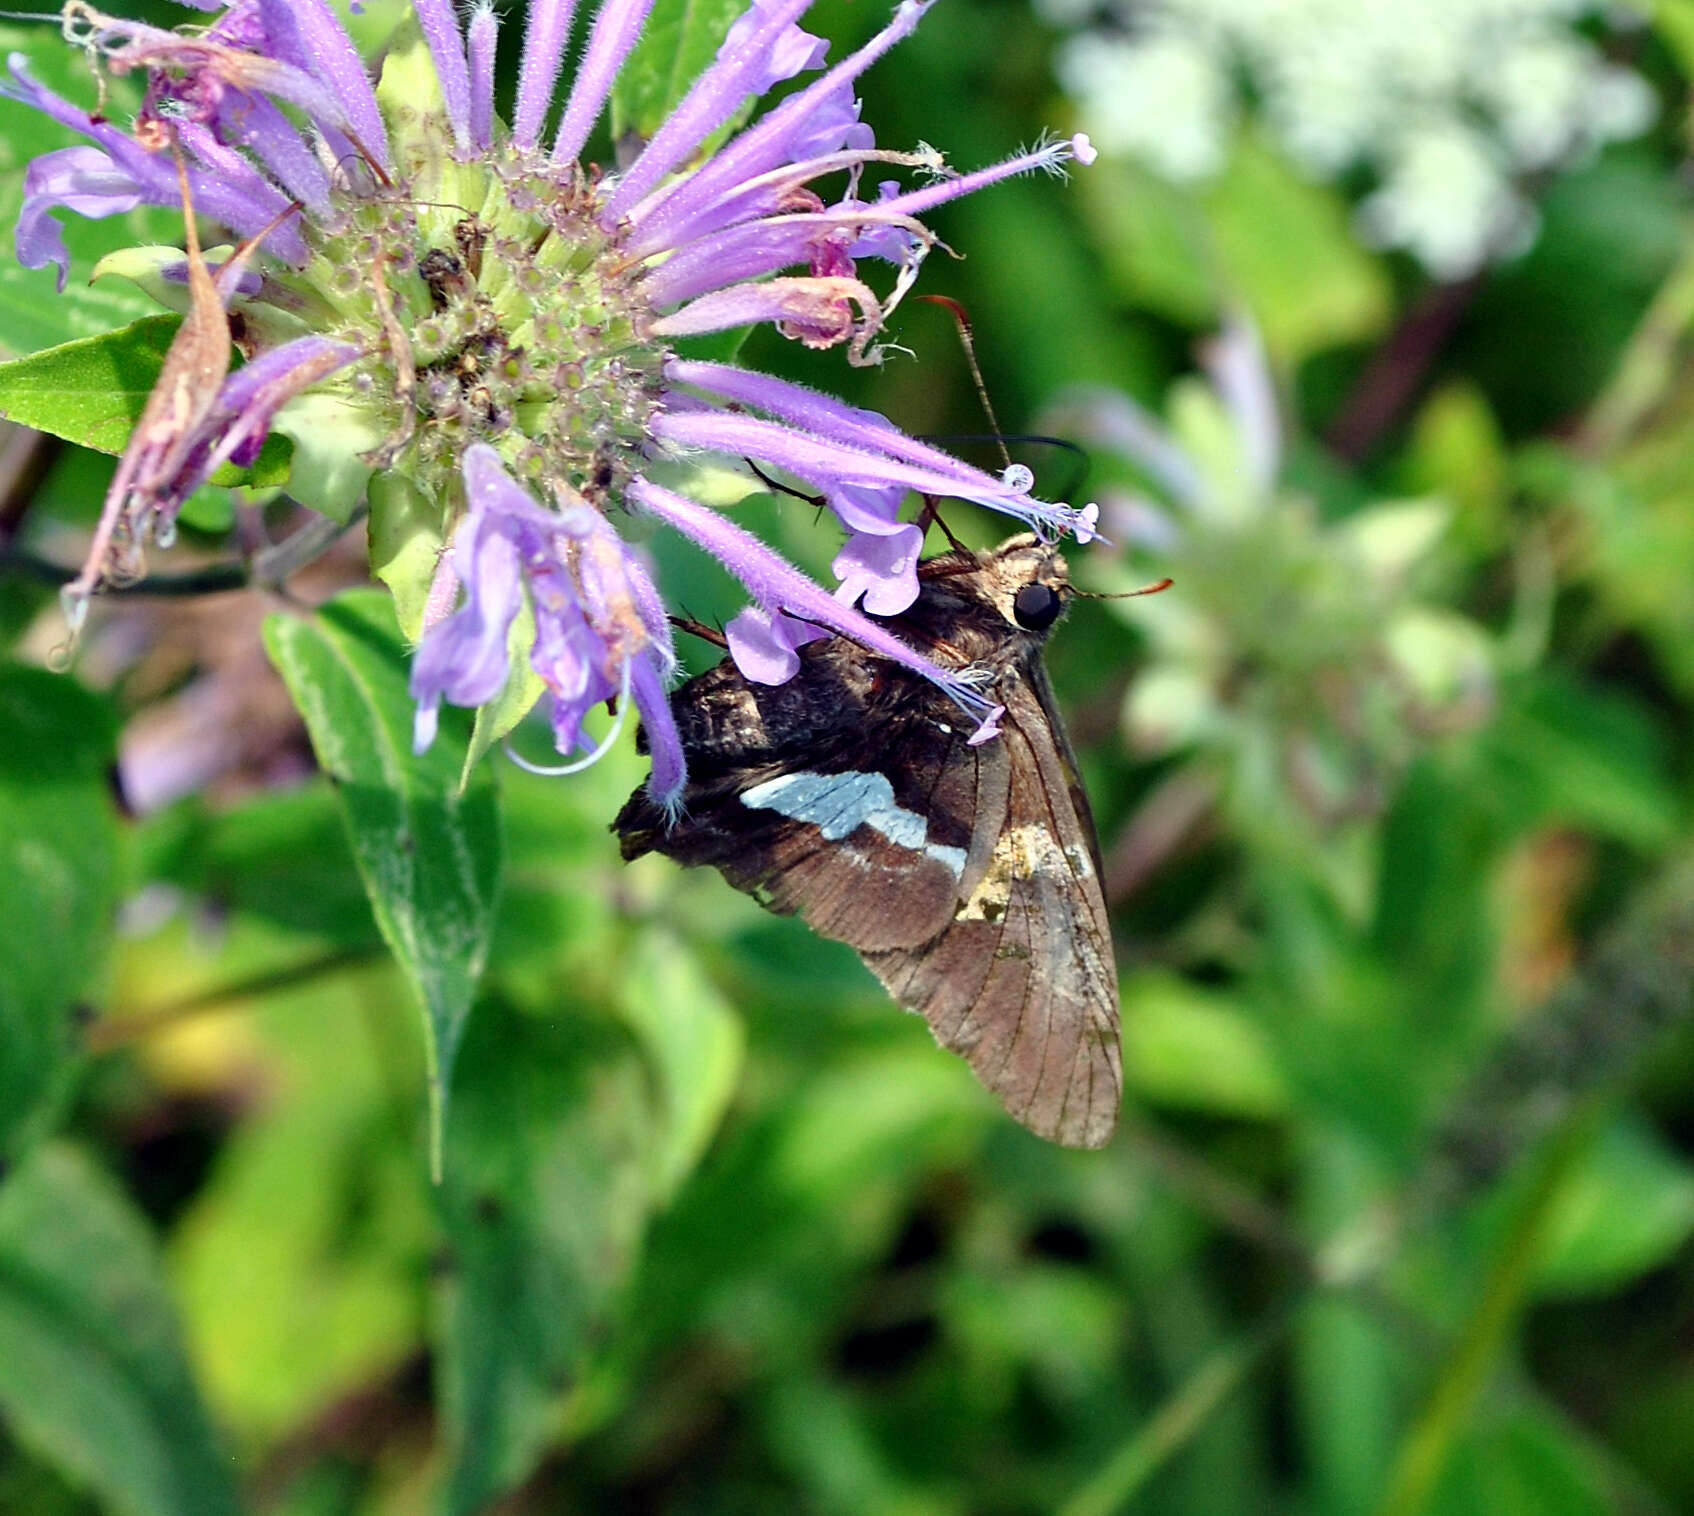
[268, 380, 383, 525]
[1122, 971, 1291, 1119]
[1204, 135, 1393, 364]
[1533, 1118, 1694, 1298]
[263, 589, 504, 1175]
[0, 318, 293, 489]
[434, 998, 654, 1516]
[0, 1144, 240, 1516]
[0, 316, 181, 455]
[1433, 1408, 1611, 1516]
[617, 926, 744, 1202]
[1476, 671, 1677, 848]
[0, 664, 120, 1159]
[611, 0, 746, 142]
[171, 954, 432, 1442]
[368, 470, 445, 642]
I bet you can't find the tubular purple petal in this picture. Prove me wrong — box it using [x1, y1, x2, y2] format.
[18, 146, 142, 291]
[467, 4, 498, 152]
[614, 540, 680, 676]
[725, 604, 826, 684]
[413, 0, 473, 150]
[410, 515, 525, 754]
[514, 0, 580, 149]
[2, 56, 303, 260]
[462, 443, 567, 535]
[639, 209, 925, 306]
[783, 81, 873, 161]
[833, 525, 923, 615]
[627, 475, 980, 703]
[552, 0, 659, 164]
[625, 144, 938, 260]
[202, 338, 364, 473]
[669, 360, 1102, 532]
[629, 651, 687, 815]
[861, 136, 1090, 221]
[174, 119, 308, 263]
[651, 275, 880, 355]
[653, 408, 1092, 537]
[256, 0, 389, 168]
[209, 92, 332, 215]
[623, 0, 931, 251]
[602, 0, 821, 222]
[824, 480, 906, 535]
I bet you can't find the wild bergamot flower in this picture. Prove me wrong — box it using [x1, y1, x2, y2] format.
[9, 0, 1098, 809]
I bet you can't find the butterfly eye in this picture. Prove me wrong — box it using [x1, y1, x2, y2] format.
[1012, 583, 1063, 631]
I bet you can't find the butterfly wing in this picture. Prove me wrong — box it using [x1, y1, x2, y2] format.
[864, 665, 1121, 1149]
[616, 536, 1122, 1150]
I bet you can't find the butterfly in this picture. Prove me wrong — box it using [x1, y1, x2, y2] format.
[614, 535, 1121, 1148]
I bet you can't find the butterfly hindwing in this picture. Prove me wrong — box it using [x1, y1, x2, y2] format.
[864, 668, 1121, 1148]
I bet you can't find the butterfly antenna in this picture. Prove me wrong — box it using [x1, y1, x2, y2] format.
[919, 294, 1011, 475]
[1071, 577, 1175, 601]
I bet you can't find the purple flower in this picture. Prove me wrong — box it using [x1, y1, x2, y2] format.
[11, 0, 1098, 810]
[413, 445, 686, 794]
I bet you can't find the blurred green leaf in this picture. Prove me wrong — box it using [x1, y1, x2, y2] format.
[618, 926, 745, 1203]
[1533, 1117, 1694, 1298]
[1433, 1407, 1610, 1516]
[434, 997, 653, 1516]
[1294, 1140, 1404, 1516]
[1462, 151, 1686, 434]
[1204, 136, 1393, 364]
[171, 959, 432, 1441]
[611, 0, 745, 142]
[1653, 0, 1694, 72]
[0, 1143, 239, 1516]
[1475, 673, 1677, 849]
[264, 590, 504, 1173]
[1077, 156, 1216, 327]
[0, 663, 119, 1159]
[144, 783, 383, 950]
[1401, 383, 1511, 556]
[1122, 971, 1290, 1118]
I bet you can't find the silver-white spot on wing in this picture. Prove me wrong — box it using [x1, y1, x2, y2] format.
[741, 771, 967, 877]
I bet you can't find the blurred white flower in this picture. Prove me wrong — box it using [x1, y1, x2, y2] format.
[1042, 0, 1657, 277]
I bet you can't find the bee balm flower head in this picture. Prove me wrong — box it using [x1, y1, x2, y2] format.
[9, 0, 1098, 809]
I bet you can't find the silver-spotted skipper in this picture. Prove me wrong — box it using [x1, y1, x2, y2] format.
[614, 535, 1120, 1148]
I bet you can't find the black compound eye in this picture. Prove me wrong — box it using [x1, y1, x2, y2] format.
[1012, 582, 1063, 631]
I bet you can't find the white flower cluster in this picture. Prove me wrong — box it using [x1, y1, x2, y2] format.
[1043, 0, 1657, 278]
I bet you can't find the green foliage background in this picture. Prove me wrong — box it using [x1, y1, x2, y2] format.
[5, 2, 1694, 1513]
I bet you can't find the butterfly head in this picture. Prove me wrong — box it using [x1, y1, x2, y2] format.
[970, 534, 1073, 641]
